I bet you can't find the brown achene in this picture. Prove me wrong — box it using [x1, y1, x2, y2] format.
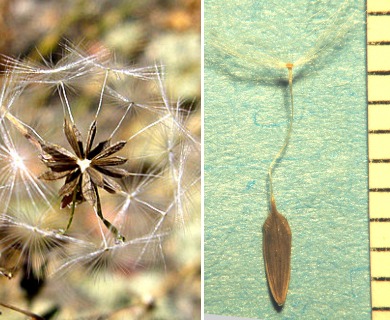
[263, 196, 292, 306]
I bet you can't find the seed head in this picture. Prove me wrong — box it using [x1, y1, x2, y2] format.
[39, 119, 128, 208]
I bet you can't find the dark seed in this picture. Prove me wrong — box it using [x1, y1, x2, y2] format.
[263, 197, 291, 307]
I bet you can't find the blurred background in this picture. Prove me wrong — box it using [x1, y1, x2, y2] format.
[0, 0, 200, 100]
[0, 1, 200, 319]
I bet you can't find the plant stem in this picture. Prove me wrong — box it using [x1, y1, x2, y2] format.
[268, 64, 294, 205]
[94, 185, 125, 242]
[0, 302, 45, 320]
[64, 184, 79, 233]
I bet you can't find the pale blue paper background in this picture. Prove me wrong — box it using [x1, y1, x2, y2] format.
[204, 0, 370, 319]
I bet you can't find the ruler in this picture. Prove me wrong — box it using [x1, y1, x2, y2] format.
[367, 0, 390, 319]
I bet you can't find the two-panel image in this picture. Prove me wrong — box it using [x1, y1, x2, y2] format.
[0, 0, 385, 319]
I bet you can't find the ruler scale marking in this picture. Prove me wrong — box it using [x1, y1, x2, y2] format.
[368, 1, 390, 317]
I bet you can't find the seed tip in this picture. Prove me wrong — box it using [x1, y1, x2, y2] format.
[275, 296, 286, 307]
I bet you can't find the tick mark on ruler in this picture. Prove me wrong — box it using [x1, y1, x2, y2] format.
[370, 218, 390, 222]
[368, 11, 390, 16]
[372, 277, 390, 281]
[373, 307, 390, 311]
[368, 101, 390, 105]
[369, 188, 390, 192]
[368, 71, 390, 75]
[369, 130, 390, 134]
[371, 247, 390, 252]
[370, 159, 390, 163]
[368, 41, 390, 45]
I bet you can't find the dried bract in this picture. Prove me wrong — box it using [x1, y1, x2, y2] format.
[38, 118, 128, 238]
[39, 119, 128, 208]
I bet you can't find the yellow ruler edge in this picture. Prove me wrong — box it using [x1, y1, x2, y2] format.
[367, 1, 390, 318]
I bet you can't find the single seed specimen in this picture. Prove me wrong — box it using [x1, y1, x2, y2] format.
[263, 196, 291, 307]
[263, 63, 294, 307]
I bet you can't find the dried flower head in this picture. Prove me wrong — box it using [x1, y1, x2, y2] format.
[38, 118, 128, 239]
[0, 39, 200, 319]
